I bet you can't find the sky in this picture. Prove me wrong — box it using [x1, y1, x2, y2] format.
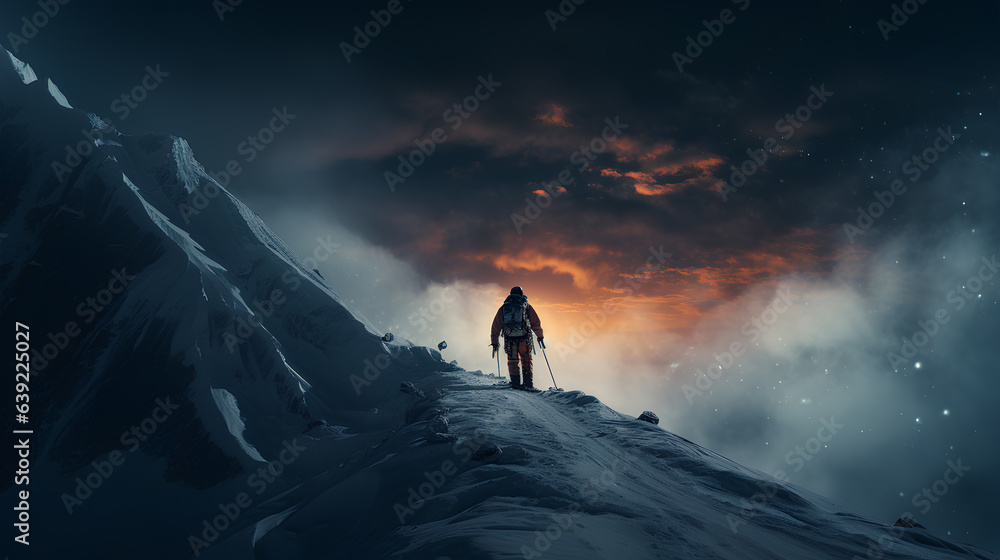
[5, 0, 998, 551]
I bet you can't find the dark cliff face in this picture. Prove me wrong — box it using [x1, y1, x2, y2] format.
[0, 49, 452, 558]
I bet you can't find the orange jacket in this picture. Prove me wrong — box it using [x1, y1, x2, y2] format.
[491, 299, 543, 345]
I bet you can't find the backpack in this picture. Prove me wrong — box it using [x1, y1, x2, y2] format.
[500, 296, 530, 338]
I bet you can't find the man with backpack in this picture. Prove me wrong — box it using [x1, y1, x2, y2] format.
[490, 286, 544, 390]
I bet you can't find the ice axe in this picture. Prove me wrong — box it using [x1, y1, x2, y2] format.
[538, 339, 559, 390]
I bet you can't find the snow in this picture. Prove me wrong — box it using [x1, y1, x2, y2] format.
[120, 172, 254, 314]
[210, 387, 267, 463]
[4, 47, 37, 84]
[48, 78, 72, 108]
[272, 344, 312, 393]
[218, 370, 999, 560]
[172, 136, 208, 194]
[252, 507, 299, 546]
[93, 137, 122, 148]
[88, 112, 113, 130]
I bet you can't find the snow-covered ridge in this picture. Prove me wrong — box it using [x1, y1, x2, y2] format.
[211, 387, 267, 463]
[47, 78, 71, 108]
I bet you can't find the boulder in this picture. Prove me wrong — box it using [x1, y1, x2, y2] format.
[637, 411, 659, 425]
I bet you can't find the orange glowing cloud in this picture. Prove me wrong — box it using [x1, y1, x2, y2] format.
[624, 171, 653, 182]
[652, 154, 726, 176]
[492, 249, 605, 290]
[533, 104, 573, 127]
[611, 138, 675, 161]
[531, 185, 567, 197]
[589, 136, 727, 196]
[536, 226, 841, 338]
[621, 170, 675, 196]
[655, 227, 840, 301]
[405, 210, 844, 344]
[633, 183, 677, 196]
[600, 159, 724, 196]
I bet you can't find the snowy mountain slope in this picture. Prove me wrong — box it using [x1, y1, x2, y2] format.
[0, 48, 451, 558]
[1, 48, 997, 559]
[199, 370, 999, 560]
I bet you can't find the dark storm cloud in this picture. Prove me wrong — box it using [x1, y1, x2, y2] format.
[7, 0, 984, 295]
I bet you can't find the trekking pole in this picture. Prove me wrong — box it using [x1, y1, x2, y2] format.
[492, 343, 501, 378]
[538, 340, 559, 390]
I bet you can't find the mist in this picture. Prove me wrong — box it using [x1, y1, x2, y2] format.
[244, 153, 999, 547]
